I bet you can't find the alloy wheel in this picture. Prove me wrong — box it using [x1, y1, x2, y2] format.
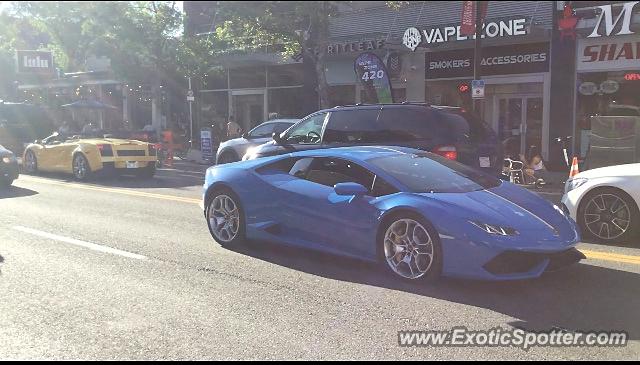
[208, 194, 240, 243]
[73, 155, 88, 180]
[383, 218, 434, 280]
[584, 193, 631, 241]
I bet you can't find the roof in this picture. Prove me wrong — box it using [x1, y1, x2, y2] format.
[316, 103, 464, 114]
[290, 145, 419, 162]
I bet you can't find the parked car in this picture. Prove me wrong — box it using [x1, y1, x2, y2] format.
[243, 104, 502, 176]
[562, 163, 640, 244]
[23, 132, 158, 180]
[0, 144, 19, 187]
[203, 146, 583, 282]
[216, 119, 298, 164]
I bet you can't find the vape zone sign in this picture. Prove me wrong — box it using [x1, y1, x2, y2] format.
[403, 17, 529, 51]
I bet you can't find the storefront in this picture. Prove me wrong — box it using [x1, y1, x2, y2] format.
[572, 1, 640, 168]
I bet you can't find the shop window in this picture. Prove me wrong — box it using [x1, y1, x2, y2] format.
[200, 91, 229, 129]
[268, 64, 303, 87]
[229, 67, 266, 89]
[268, 87, 305, 118]
[329, 85, 356, 107]
[575, 71, 640, 165]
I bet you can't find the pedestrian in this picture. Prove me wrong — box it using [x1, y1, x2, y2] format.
[226, 116, 242, 139]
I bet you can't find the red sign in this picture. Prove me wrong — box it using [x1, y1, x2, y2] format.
[458, 83, 470, 93]
[460, 1, 476, 36]
[624, 73, 640, 81]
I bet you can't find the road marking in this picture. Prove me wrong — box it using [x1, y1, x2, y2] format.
[13, 226, 148, 260]
[18, 176, 201, 205]
[580, 249, 640, 265]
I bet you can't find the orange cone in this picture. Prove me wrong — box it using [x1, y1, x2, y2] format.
[569, 156, 580, 178]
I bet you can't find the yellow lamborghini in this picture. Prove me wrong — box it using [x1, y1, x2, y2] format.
[23, 133, 158, 180]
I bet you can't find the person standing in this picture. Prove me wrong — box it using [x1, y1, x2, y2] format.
[226, 116, 242, 139]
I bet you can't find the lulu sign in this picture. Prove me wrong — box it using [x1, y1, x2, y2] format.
[15, 50, 54, 74]
[587, 1, 639, 38]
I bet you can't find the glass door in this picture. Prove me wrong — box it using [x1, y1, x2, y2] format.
[498, 96, 543, 159]
[231, 91, 266, 133]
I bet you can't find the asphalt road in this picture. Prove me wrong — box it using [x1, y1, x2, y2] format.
[1, 163, 639, 360]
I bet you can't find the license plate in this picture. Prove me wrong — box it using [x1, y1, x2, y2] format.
[126, 161, 138, 169]
[479, 157, 491, 168]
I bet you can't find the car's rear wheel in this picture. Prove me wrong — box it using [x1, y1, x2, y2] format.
[206, 187, 245, 247]
[217, 151, 239, 164]
[379, 212, 442, 282]
[578, 187, 639, 244]
[72, 153, 92, 181]
[24, 150, 38, 174]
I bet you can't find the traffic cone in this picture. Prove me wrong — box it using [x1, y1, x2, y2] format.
[569, 156, 580, 178]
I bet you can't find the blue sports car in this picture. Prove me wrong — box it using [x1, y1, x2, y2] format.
[202, 146, 585, 282]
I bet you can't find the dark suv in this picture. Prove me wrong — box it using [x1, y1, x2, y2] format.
[244, 104, 502, 175]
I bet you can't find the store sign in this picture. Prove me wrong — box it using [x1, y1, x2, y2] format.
[425, 43, 549, 79]
[471, 79, 485, 99]
[354, 52, 393, 103]
[327, 40, 384, 55]
[587, 1, 638, 38]
[403, 17, 528, 50]
[577, 34, 640, 72]
[15, 50, 54, 74]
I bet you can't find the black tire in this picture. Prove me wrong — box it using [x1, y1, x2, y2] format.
[205, 187, 246, 247]
[217, 151, 239, 165]
[378, 211, 442, 283]
[23, 150, 38, 174]
[72, 153, 93, 181]
[0, 179, 12, 188]
[135, 163, 156, 179]
[578, 187, 639, 244]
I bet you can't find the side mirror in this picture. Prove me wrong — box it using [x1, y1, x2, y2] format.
[242, 132, 249, 139]
[272, 132, 284, 145]
[34, 139, 42, 145]
[334, 182, 369, 197]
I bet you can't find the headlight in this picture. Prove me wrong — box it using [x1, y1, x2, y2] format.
[469, 221, 518, 236]
[2, 155, 15, 164]
[564, 177, 588, 193]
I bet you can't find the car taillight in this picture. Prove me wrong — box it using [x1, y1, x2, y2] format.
[149, 144, 159, 156]
[433, 145, 457, 160]
[97, 144, 113, 157]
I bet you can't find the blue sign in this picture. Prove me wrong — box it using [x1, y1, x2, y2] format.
[201, 129, 213, 160]
[354, 52, 394, 104]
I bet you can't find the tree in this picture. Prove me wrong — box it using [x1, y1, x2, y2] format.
[214, 1, 340, 110]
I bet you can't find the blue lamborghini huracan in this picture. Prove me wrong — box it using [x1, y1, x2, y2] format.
[202, 146, 584, 282]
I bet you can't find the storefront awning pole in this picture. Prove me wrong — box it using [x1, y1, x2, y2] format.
[473, 1, 483, 113]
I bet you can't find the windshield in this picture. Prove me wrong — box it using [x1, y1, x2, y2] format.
[369, 152, 501, 193]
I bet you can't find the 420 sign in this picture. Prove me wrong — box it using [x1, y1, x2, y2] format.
[354, 52, 394, 104]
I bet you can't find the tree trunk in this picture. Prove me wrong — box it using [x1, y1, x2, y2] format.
[303, 1, 331, 110]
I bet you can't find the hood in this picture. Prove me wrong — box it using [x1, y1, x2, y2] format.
[424, 182, 573, 238]
[575, 163, 640, 179]
[220, 136, 271, 149]
[0, 145, 12, 156]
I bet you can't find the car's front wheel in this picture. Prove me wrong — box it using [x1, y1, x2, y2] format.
[135, 164, 156, 179]
[217, 151, 239, 165]
[578, 188, 639, 244]
[72, 153, 92, 181]
[206, 187, 245, 246]
[379, 213, 442, 282]
[24, 150, 38, 174]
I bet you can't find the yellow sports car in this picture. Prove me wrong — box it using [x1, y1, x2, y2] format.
[23, 132, 158, 180]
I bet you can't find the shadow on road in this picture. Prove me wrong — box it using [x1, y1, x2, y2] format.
[228, 240, 640, 339]
[0, 185, 38, 199]
[22, 170, 202, 190]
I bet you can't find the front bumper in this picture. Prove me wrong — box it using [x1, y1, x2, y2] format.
[0, 159, 19, 184]
[440, 231, 582, 281]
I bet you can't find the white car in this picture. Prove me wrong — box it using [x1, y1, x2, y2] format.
[215, 119, 297, 164]
[561, 163, 640, 243]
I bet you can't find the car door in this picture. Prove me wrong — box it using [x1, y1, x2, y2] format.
[37, 135, 66, 172]
[275, 156, 390, 258]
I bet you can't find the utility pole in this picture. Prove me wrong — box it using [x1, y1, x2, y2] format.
[188, 76, 194, 149]
[473, 1, 483, 114]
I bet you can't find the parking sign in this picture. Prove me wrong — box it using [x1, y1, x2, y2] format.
[472, 80, 485, 99]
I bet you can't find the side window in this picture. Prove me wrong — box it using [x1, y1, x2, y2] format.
[371, 175, 399, 197]
[284, 113, 327, 144]
[378, 107, 447, 141]
[273, 123, 293, 134]
[256, 157, 300, 175]
[323, 109, 382, 143]
[288, 157, 314, 178]
[248, 124, 275, 138]
[303, 157, 374, 191]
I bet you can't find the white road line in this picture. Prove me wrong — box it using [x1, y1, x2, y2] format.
[12, 226, 148, 261]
